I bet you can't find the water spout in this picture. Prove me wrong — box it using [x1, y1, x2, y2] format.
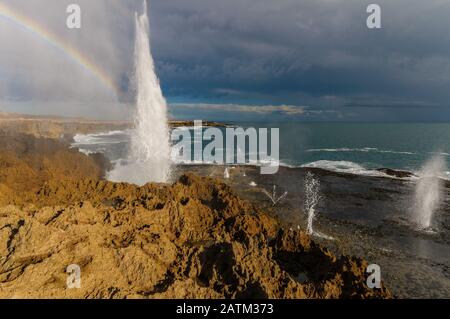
[305, 172, 320, 235]
[413, 155, 445, 230]
[108, 0, 171, 185]
[304, 172, 333, 240]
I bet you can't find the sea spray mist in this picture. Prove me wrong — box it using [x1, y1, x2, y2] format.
[305, 172, 321, 235]
[304, 172, 333, 240]
[413, 154, 446, 229]
[108, 0, 171, 185]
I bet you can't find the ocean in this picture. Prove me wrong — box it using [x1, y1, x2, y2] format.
[274, 122, 450, 172]
[72, 122, 450, 177]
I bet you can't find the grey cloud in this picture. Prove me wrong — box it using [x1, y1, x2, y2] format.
[1, 0, 450, 121]
[172, 103, 306, 115]
[0, 0, 139, 116]
[150, 0, 450, 109]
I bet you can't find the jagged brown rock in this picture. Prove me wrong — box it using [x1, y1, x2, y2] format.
[0, 133, 391, 299]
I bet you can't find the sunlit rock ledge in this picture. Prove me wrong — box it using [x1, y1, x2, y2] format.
[0, 132, 390, 299]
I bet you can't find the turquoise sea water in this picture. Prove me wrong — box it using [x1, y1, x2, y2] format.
[72, 122, 450, 175]
[243, 122, 450, 172]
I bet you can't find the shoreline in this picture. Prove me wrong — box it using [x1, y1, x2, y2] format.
[0, 111, 229, 139]
[172, 165, 450, 298]
[0, 130, 391, 299]
[1, 113, 449, 298]
[0, 111, 436, 181]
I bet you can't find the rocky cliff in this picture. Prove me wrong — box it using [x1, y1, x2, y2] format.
[0, 133, 391, 298]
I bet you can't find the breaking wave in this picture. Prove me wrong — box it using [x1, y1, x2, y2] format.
[306, 147, 415, 155]
[71, 130, 450, 181]
[300, 160, 392, 178]
[72, 130, 131, 146]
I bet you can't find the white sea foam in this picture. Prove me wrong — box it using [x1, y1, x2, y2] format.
[72, 130, 131, 145]
[306, 147, 415, 155]
[74, 132, 445, 182]
[77, 149, 96, 156]
[301, 160, 391, 178]
[72, 129, 450, 184]
[430, 152, 450, 157]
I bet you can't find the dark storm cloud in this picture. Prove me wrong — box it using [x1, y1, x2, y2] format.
[1, 0, 450, 120]
[147, 0, 450, 118]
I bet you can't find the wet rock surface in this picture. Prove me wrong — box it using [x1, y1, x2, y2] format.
[179, 165, 450, 298]
[0, 133, 390, 298]
[376, 168, 415, 179]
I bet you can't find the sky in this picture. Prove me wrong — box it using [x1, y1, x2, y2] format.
[1, 0, 450, 121]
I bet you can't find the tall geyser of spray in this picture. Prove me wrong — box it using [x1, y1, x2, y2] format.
[305, 172, 321, 235]
[413, 155, 446, 229]
[108, 0, 171, 185]
[304, 172, 333, 240]
[131, 0, 171, 182]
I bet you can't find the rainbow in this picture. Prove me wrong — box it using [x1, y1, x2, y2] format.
[0, 2, 118, 95]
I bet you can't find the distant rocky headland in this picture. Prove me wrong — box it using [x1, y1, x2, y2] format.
[0, 111, 227, 139]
